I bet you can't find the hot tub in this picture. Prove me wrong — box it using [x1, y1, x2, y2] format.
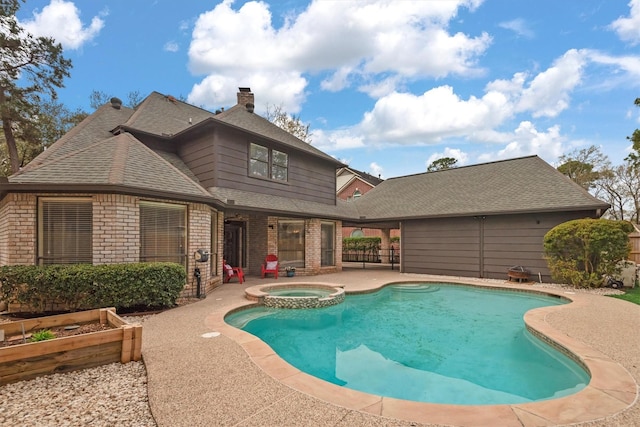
[244, 283, 345, 309]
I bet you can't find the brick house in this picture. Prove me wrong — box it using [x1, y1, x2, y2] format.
[337, 166, 400, 243]
[0, 88, 609, 292]
[0, 89, 354, 295]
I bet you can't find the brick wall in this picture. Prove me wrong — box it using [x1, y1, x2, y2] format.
[247, 213, 269, 276]
[185, 203, 212, 297]
[93, 194, 139, 264]
[337, 178, 374, 200]
[305, 219, 321, 274]
[0, 193, 37, 265]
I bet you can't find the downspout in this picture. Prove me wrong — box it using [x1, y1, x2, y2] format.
[475, 216, 486, 278]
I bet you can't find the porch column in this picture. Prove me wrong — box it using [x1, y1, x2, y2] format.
[380, 228, 391, 263]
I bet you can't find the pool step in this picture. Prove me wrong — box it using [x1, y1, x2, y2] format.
[390, 284, 440, 293]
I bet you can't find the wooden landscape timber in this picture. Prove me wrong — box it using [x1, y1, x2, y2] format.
[0, 308, 142, 385]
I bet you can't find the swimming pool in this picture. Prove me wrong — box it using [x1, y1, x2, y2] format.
[225, 283, 590, 405]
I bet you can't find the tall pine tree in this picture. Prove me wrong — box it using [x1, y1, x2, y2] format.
[0, 0, 71, 174]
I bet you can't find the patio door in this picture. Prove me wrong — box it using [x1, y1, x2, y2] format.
[224, 220, 246, 268]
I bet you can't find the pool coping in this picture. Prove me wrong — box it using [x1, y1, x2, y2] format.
[205, 278, 638, 427]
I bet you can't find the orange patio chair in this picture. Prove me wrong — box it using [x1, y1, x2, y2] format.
[261, 254, 279, 279]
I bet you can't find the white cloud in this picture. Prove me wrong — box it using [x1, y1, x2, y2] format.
[609, 0, 640, 45]
[321, 66, 355, 92]
[322, 47, 640, 156]
[187, 71, 307, 114]
[587, 50, 640, 79]
[187, 0, 490, 109]
[369, 162, 384, 178]
[477, 122, 566, 163]
[20, 0, 105, 50]
[498, 18, 534, 39]
[514, 49, 586, 117]
[357, 85, 510, 145]
[311, 129, 366, 153]
[164, 41, 179, 53]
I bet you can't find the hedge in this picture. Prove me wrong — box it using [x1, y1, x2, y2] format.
[0, 263, 186, 313]
[543, 219, 633, 288]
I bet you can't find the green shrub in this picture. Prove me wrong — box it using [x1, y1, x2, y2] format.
[543, 219, 632, 287]
[0, 263, 186, 313]
[343, 237, 381, 251]
[30, 329, 56, 342]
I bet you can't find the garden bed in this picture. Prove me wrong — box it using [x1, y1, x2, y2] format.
[0, 307, 142, 385]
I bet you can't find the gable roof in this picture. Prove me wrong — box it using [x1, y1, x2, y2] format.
[213, 105, 343, 166]
[9, 133, 213, 202]
[336, 166, 384, 194]
[118, 92, 213, 137]
[351, 156, 609, 221]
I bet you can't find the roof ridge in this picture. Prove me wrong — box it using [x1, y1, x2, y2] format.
[384, 155, 540, 180]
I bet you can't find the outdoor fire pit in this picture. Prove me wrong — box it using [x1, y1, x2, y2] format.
[507, 266, 531, 283]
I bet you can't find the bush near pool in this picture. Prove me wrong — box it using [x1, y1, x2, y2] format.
[0, 262, 186, 313]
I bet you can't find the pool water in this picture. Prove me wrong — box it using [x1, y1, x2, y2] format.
[225, 283, 589, 405]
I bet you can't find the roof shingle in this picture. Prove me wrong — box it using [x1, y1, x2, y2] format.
[351, 156, 609, 220]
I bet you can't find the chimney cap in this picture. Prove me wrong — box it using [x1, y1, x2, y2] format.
[110, 97, 122, 109]
[239, 87, 252, 92]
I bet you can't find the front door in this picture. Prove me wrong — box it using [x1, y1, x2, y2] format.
[224, 220, 246, 267]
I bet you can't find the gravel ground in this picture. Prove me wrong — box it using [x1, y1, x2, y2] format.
[0, 286, 629, 427]
[0, 315, 157, 427]
[0, 361, 155, 427]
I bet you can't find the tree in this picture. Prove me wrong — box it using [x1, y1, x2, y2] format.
[624, 97, 640, 166]
[599, 163, 640, 222]
[89, 89, 144, 110]
[1, 0, 72, 174]
[427, 157, 458, 172]
[265, 104, 311, 143]
[543, 218, 633, 287]
[557, 145, 609, 191]
[0, 98, 87, 177]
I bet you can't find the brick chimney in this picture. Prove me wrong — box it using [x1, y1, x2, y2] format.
[237, 87, 254, 112]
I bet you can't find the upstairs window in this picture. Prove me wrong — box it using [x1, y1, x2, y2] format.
[249, 143, 288, 182]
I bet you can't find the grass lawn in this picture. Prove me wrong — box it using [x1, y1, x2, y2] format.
[608, 285, 640, 305]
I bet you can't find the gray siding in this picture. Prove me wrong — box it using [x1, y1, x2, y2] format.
[181, 126, 337, 205]
[402, 211, 599, 281]
[402, 217, 480, 277]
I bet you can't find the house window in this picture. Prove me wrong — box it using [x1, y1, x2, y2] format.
[38, 198, 93, 265]
[249, 143, 288, 182]
[140, 201, 187, 267]
[350, 229, 364, 238]
[321, 222, 335, 266]
[278, 220, 304, 268]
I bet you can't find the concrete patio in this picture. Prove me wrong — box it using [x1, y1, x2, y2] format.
[141, 267, 639, 426]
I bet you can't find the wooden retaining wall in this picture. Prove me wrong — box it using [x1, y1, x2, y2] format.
[0, 308, 142, 385]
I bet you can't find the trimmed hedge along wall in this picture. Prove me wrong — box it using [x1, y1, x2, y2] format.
[0, 263, 186, 313]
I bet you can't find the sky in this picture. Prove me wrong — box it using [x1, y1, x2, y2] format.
[14, 0, 640, 178]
